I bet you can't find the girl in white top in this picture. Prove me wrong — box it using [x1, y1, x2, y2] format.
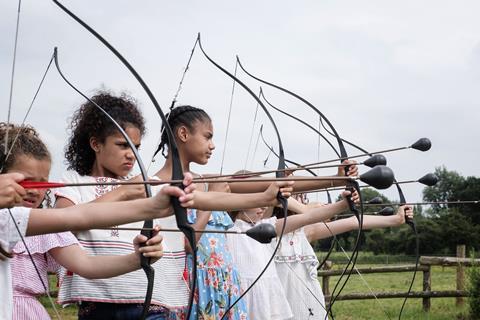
[273, 197, 414, 320]
[227, 189, 359, 320]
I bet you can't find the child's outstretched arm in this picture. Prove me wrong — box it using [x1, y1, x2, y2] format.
[0, 173, 26, 209]
[26, 178, 194, 236]
[50, 226, 164, 279]
[227, 160, 358, 193]
[305, 205, 413, 242]
[276, 190, 359, 235]
[185, 180, 294, 211]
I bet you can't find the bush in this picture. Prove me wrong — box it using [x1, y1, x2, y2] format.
[468, 265, 480, 319]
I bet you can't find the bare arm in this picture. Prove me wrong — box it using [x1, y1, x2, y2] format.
[305, 205, 413, 242]
[50, 229, 163, 279]
[55, 175, 148, 209]
[26, 184, 193, 236]
[228, 160, 358, 193]
[189, 181, 293, 211]
[275, 190, 358, 235]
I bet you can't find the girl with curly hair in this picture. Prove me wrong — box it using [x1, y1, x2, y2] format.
[0, 122, 166, 320]
[54, 91, 169, 319]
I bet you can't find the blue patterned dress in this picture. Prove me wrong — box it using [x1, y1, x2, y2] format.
[187, 210, 249, 320]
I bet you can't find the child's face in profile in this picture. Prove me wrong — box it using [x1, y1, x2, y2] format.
[7, 154, 50, 208]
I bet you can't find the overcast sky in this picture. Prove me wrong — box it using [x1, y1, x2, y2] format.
[1, 0, 479, 203]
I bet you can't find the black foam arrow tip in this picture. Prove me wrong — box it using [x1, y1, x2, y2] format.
[367, 196, 383, 205]
[363, 154, 387, 168]
[359, 165, 395, 190]
[418, 173, 439, 186]
[411, 138, 432, 152]
[246, 223, 277, 244]
[377, 207, 395, 216]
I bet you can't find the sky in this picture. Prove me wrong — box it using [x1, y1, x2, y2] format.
[1, 0, 479, 203]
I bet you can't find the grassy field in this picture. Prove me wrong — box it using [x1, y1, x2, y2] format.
[43, 256, 471, 319]
[326, 264, 469, 319]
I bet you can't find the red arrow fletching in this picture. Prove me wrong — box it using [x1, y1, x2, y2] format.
[19, 181, 66, 189]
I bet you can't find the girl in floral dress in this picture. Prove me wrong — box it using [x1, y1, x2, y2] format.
[154, 105, 281, 319]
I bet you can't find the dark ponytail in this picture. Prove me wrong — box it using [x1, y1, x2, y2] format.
[154, 105, 211, 158]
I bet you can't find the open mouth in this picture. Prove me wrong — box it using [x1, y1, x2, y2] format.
[22, 198, 37, 208]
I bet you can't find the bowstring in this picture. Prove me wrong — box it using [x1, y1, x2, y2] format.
[7, 208, 62, 320]
[243, 89, 261, 170]
[3, 2, 62, 318]
[249, 124, 262, 170]
[218, 59, 238, 175]
[5, 0, 22, 155]
[147, 36, 199, 172]
[1, 52, 55, 173]
[319, 222, 393, 320]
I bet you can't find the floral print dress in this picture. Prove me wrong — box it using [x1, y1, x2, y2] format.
[187, 210, 249, 320]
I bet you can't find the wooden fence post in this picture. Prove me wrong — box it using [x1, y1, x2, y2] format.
[322, 261, 332, 302]
[422, 264, 431, 312]
[457, 244, 466, 307]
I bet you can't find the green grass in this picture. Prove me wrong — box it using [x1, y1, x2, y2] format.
[325, 264, 468, 319]
[42, 254, 471, 320]
[40, 276, 77, 320]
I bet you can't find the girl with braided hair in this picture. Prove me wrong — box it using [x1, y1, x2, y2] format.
[0, 122, 166, 320]
[154, 105, 250, 320]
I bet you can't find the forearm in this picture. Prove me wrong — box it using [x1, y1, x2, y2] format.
[305, 217, 358, 241]
[361, 215, 402, 229]
[302, 200, 348, 223]
[27, 198, 170, 236]
[55, 249, 141, 279]
[228, 177, 345, 194]
[277, 200, 348, 235]
[287, 198, 307, 214]
[190, 191, 275, 211]
[78, 254, 141, 279]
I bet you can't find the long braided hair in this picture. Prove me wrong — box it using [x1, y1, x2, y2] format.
[154, 105, 211, 159]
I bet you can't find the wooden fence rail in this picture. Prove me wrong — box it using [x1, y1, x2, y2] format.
[318, 245, 480, 311]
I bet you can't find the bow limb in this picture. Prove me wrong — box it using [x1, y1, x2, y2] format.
[395, 182, 419, 320]
[195, 33, 290, 320]
[51, 2, 196, 319]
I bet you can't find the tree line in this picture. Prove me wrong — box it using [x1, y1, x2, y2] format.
[313, 166, 480, 257]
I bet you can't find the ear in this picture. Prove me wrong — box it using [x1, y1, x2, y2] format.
[89, 136, 100, 152]
[176, 125, 189, 143]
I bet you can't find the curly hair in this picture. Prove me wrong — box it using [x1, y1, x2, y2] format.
[154, 105, 211, 158]
[0, 122, 52, 208]
[65, 91, 146, 176]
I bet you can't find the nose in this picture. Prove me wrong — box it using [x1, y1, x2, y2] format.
[27, 188, 39, 198]
[209, 140, 215, 151]
[126, 148, 135, 161]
